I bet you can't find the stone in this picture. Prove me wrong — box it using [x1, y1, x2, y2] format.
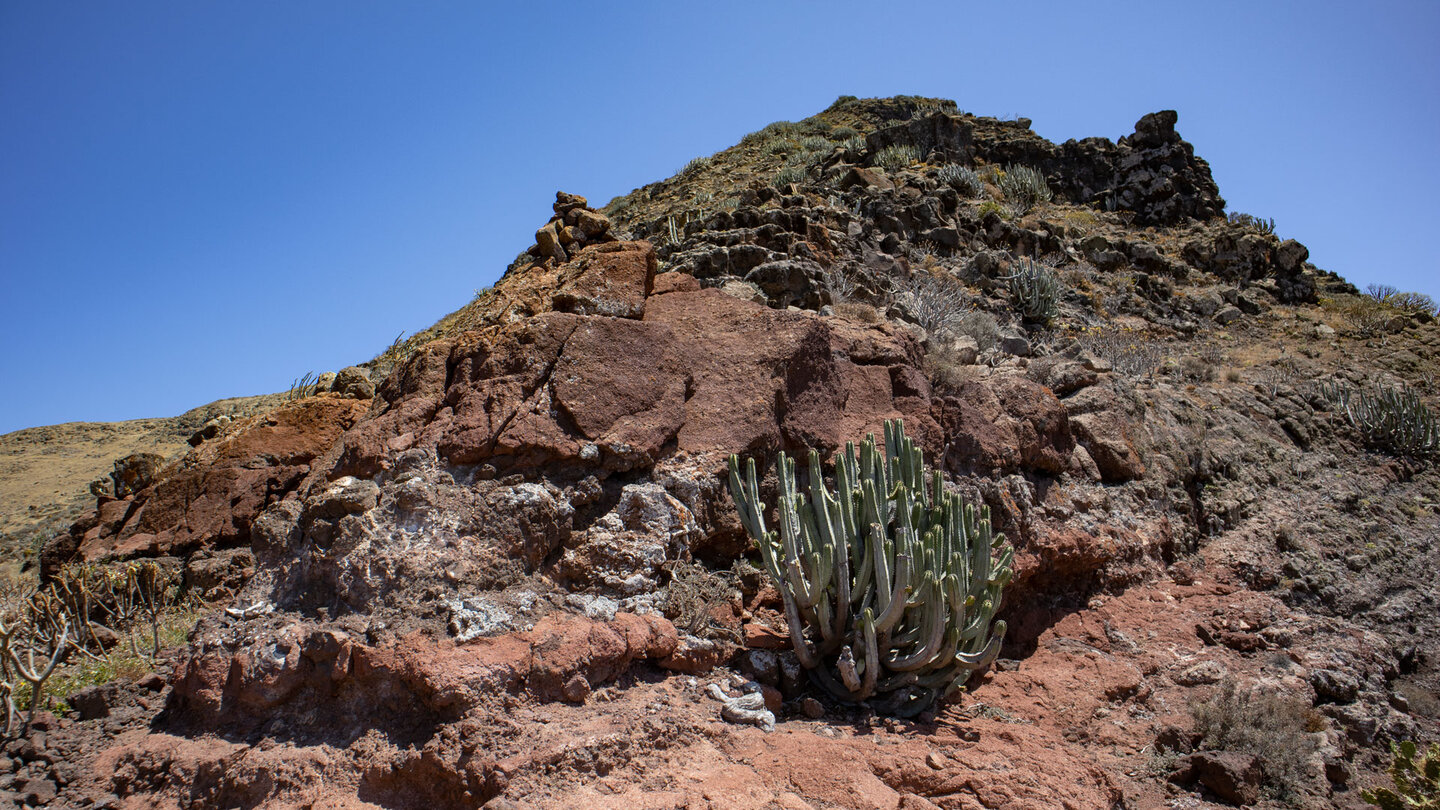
[558, 483, 701, 594]
[1169, 751, 1261, 806]
[67, 685, 112, 720]
[1310, 668, 1360, 704]
[110, 452, 166, 498]
[998, 334, 1031, 357]
[330, 366, 374, 400]
[535, 222, 567, 263]
[15, 776, 57, 805]
[575, 209, 610, 237]
[1173, 660, 1227, 686]
[1213, 305, 1243, 325]
[550, 241, 657, 319]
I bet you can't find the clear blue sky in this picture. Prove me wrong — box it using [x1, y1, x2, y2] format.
[2, 2, 1437, 434]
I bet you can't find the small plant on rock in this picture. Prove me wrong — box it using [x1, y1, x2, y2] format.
[1004, 258, 1062, 324]
[937, 164, 984, 197]
[1322, 381, 1439, 462]
[728, 420, 1013, 716]
[1363, 740, 1440, 810]
[996, 164, 1052, 215]
[874, 144, 921, 171]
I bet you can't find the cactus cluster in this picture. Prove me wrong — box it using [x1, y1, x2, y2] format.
[936, 163, 984, 197]
[996, 163, 1052, 214]
[727, 420, 1012, 716]
[1363, 740, 1440, 810]
[1321, 381, 1439, 461]
[1004, 258, 1062, 324]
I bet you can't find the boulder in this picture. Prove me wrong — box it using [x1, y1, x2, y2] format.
[111, 452, 166, 498]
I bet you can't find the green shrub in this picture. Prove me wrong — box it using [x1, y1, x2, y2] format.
[996, 164, 1052, 214]
[1227, 211, 1276, 235]
[937, 164, 984, 197]
[682, 156, 711, 175]
[728, 420, 1013, 716]
[1363, 740, 1440, 810]
[874, 144, 921, 171]
[1005, 258, 1062, 324]
[1367, 284, 1439, 317]
[1322, 381, 1439, 461]
[773, 165, 808, 190]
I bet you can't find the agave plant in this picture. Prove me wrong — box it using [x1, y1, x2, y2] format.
[727, 420, 1012, 716]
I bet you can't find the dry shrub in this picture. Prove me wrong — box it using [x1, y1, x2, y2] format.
[1191, 679, 1322, 802]
[834, 302, 881, 324]
[661, 561, 742, 642]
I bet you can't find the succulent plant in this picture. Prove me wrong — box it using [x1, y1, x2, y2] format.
[1004, 258, 1062, 324]
[937, 164, 984, 197]
[874, 144, 921, 171]
[1363, 740, 1440, 810]
[727, 420, 1012, 716]
[996, 163, 1052, 214]
[1322, 381, 1439, 461]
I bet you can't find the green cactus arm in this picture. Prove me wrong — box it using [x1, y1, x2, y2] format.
[873, 553, 912, 635]
[887, 575, 949, 671]
[779, 586, 819, 670]
[952, 621, 1006, 670]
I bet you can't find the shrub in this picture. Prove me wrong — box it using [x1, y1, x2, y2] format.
[937, 164, 984, 197]
[1227, 211, 1277, 235]
[1077, 327, 1165, 377]
[1322, 381, 1439, 461]
[1367, 284, 1439, 317]
[875, 144, 921, 171]
[1363, 740, 1440, 810]
[955, 310, 1000, 352]
[682, 156, 711, 175]
[996, 164, 1052, 215]
[1005, 258, 1062, 324]
[842, 135, 868, 154]
[1191, 678, 1322, 802]
[728, 420, 1012, 716]
[773, 165, 808, 190]
[899, 273, 970, 336]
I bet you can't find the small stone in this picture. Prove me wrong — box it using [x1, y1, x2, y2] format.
[926, 752, 947, 770]
[561, 673, 592, 704]
[133, 673, 165, 692]
[15, 776, 57, 805]
[958, 728, 981, 742]
[1173, 660, 1227, 686]
[799, 697, 825, 719]
[1213, 305, 1243, 325]
[998, 334, 1031, 357]
[66, 686, 111, 720]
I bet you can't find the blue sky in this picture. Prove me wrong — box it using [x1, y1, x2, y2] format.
[2, 2, 1437, 434]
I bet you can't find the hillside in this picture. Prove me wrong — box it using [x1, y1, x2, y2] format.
[3, 96, 1438, 809]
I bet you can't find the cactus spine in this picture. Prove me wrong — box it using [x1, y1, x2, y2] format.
[728, 419, 1013, 715]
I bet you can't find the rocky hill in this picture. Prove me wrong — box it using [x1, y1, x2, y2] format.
[4, 96, 1439, 809]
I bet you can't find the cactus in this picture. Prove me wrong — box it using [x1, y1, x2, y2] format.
[1322, 381, 1439, 461]
[1004, 258, 1062, 324]
[996, 163, 1052, 214]
[727, 419, 1012, 716]
[1363, 740, 1440, 810]
[937, 164, 984, 197]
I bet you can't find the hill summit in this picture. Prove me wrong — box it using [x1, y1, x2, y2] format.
[6, 96, 1439, 809]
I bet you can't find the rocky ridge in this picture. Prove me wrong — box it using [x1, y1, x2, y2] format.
[7, 96, 1440, 809]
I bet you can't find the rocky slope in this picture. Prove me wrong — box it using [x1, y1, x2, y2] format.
[0, 394, 285, 578]
[7, 96, 1440, 809]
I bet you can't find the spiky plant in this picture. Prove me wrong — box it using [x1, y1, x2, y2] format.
[1363, 740, 1440, 810]
[727, 420, 1012, 716]
[874, 144, 921, 171]
[773, 165, 808, 190]
[1004, 258, 1062, 324]
[996, 163, 1052, 214]
[1323, 381, 1439, 461]
[937, 164, 984, 198]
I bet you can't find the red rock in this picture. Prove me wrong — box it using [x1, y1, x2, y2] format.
[744, 623, 790, 650]
[550, 241, 656, 319]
